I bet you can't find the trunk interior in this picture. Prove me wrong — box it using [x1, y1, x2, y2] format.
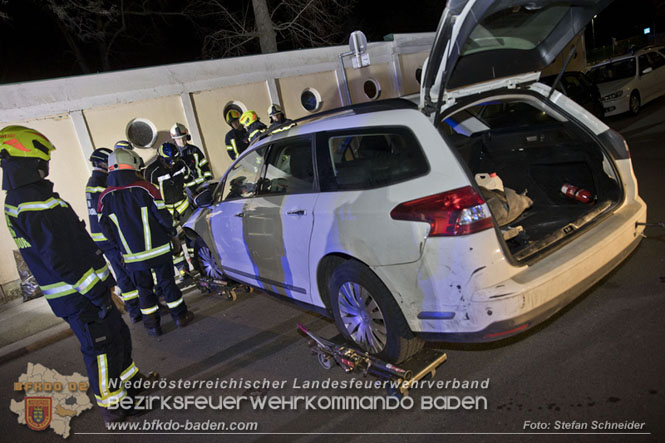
[441, 99, 622, 262]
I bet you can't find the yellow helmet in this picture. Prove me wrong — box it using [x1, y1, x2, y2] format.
[0, 126, 55, 162]
[225, 109, 241, 124]
[239, 110, 258, 127]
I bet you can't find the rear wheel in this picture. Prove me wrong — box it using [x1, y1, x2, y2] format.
[194, 237, 224, 279]
[629, 90, 641, 115]
[328, 260, 423, 363]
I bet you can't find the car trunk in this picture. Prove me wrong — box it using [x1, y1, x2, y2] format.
[441, 96, 622, 262]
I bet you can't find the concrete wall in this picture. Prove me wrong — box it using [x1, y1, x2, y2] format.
[0, 33, 434, 285]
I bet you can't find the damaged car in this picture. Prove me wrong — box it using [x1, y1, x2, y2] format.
[185, 0, 646, 363]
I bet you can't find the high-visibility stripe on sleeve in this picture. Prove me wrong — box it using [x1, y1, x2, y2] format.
[95, 263, 111, 282]
[5, 198, 69, 217]
[91, 232, 108, 242]
[154, 199, 166, 210]
[85, 186, 106, 193]
[74, 268, 100, 295]
[40, 282, 77, 298]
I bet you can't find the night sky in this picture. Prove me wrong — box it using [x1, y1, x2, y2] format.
[0, 0, 663, 85]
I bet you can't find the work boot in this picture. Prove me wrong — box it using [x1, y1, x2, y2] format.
[175, 311, 194, 328]
[146, 326, 163, 337]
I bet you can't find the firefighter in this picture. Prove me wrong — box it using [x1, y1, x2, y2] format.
[86, 148, 142, 324]
[114, 140, 145, 171]
[98, 148, 194, 336]
[170, 123, 212, 186]
[224, 109, 249, 161]
[143, 142, 196, 280]
[240, 110, 267, 144]
[267, 104, 294, 133]
[0, 126, 141, 423]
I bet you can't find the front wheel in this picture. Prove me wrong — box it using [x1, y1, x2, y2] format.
[629, 91, 641, 115]
[194, 237, 224, 279]
[328, 261, 423, 363]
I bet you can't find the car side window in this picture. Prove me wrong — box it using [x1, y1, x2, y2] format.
[257, 137, 314, 196]
[647, 51, 665, 69]
[320, 127, 429, 191]
[221, 147, 266, 201]
[639, 54, 654, 74]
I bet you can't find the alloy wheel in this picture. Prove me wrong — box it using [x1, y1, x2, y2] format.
[337, 282, 388, 353]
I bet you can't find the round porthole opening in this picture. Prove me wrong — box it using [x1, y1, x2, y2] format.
[301, 88, 322, 113]
[415, 67, 423, 85]
[363, 78, 381, 100]
[126, 118, 157, 149]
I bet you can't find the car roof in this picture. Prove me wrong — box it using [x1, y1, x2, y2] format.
[253, 98, 419, 144]
[591, 46, 665, 68]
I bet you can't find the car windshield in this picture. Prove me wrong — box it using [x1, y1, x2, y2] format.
[588, 58, 636, 83]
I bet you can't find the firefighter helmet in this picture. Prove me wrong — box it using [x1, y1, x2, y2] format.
[114, 140, 133, 150]
[89, 148, 113, 167]
[267, 104, 284, 117]
[159, 142, 180, 165]
[239, 110, 258, 127]
[108, 148, 141, 172]
[0, 126, 55, 162]
[170, 123, 190, 140]
[225, 109, 241, 125]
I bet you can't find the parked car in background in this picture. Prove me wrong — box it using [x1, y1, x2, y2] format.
[540, 71, 604, 118]
[588, 46, 665, 116]
[185, 0, 646, 363]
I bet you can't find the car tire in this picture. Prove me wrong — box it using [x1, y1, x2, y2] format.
[629, 91, 641, 115]
[194, 237, 224, 279]
[328, 260, 423, 363]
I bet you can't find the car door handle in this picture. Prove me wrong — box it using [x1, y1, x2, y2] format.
[287, 209, 306, 216]
[235, 212, 244, 218]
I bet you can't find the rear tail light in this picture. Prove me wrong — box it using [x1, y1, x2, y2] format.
[390, 186, 493, 236]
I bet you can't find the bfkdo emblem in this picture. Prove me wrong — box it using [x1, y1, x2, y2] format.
[25, 397, 52, 431]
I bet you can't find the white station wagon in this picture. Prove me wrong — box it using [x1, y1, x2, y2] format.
[185, 0, 647, 362]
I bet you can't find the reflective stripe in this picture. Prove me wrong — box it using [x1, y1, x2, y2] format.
[5, 197, 68, 217]
[85, 186, 106, 193]
[203, 171, 212, 178]
[123, 243, 171, 263]
[154, 200, 166, 210]
[108, 214, 133, 255]
[98, 354, 109, 398]
[141, 207, 151, 250]
[141, 305, 159, 315]
[40, 282, 76, 298]
[173, 255, 185, 264]
[120, 362, 138, 381]
[231, 139, 239, 157]
[91, 232, 108, 242]
[75, 268, 100, 295]
[176, 199, 189, 214]
[121, 290, 139, 301]
[95, 389, 127, 408]
[194, 153, 202, 178]
[167, 297, 184, 309]
[199, 158, 208, 166]
[96, 263, 111, 282]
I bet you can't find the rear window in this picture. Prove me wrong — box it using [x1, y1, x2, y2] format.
[321, 127, 429, 191]
[588, 58, 636, 83]
[462, 4, 569, 56]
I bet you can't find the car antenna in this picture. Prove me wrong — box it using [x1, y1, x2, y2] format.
[547, 45, 577, 100]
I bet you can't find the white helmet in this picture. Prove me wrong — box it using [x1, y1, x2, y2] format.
[108, 148, 142, 172]
[170, 123, 190, 140]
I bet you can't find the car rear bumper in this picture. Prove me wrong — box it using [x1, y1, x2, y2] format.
[372, 199, 646, 342]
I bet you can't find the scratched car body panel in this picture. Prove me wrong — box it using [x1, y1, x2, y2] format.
[185, 0, 646, 360]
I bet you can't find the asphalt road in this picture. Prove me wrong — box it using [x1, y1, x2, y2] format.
[3, 98, 665, 442]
